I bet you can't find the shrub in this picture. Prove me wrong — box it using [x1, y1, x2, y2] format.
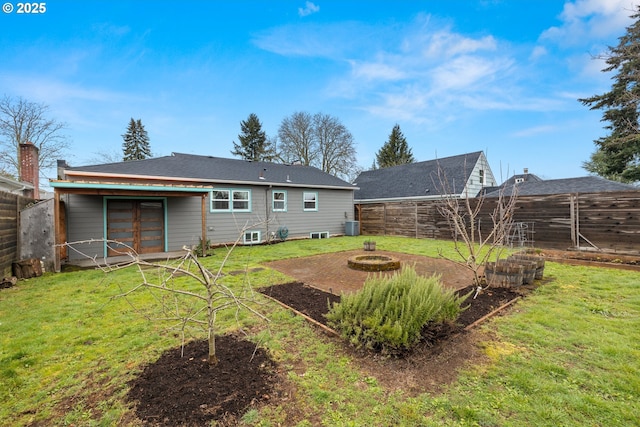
[326, 265, 467, 354]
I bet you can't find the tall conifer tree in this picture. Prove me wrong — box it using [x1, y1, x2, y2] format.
[231, 113, 274, 161]
[579, 6, 640, 183]
[122, 118, 151, 161]
[375, 124, 415, 168]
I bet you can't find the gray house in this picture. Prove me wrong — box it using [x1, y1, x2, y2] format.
[354, 151, 496, 203]
[50, 153, 357, 264]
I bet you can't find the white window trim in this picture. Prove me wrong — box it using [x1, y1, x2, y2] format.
[210, 188, 252, 213]
[272, 190, 287, 212]
[243, 230, 261, 245]
[303, 191, 318, 212]
[310, 231, 330, 239]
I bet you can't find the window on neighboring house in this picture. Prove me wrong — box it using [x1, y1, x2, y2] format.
[211, 189, 251, 212]
[243, 230, 261, 245]
[479, 169, 485, 185]
[515, 178, 524, 184]
[272, 190, 287, 212]
[303, 192, 318, 211]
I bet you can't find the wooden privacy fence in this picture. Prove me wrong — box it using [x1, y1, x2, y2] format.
[0, 191, 34, 277]
[356, 191, 640, 253]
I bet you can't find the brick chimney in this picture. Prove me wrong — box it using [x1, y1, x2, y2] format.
[19, 141, 39, 199]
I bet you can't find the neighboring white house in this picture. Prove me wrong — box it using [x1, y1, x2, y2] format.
[354, 151, 496, 203]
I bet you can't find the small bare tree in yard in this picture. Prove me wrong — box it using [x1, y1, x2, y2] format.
[434, 165, 518, 297]
[64, 224, 268, 366]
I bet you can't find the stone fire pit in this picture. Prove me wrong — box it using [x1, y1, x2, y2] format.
[347, 254, 401, 272]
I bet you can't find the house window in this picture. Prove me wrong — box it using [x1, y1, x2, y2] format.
[479, 169, 485, 185]
[243, 230, 261, 245]
[211, 189, 251, 212]
[303, 192, 318, 211]
[515, 178, 524, 184]
[272, 190, 287, 212]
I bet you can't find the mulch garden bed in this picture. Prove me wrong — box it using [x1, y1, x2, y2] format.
[126, 334, 286, 426]
[259, 281, 521, 335]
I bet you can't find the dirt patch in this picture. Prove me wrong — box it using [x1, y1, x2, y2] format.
[536, 248, 640, 270]
[265, 249, 476, 294]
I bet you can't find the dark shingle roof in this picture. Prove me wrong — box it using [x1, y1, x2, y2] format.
[503, 173, 543, 185]
[66, 153, 355, 189]
[484, 176, 638, 197]
[354, 151, 483, 201]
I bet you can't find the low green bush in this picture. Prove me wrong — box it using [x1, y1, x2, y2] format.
[326, 265, 467, 354]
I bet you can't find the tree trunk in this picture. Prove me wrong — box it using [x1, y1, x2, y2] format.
[208, 304, 217, 365]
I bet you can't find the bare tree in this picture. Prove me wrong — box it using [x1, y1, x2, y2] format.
[63, 225, 269, 366]
[277, 111, 359, 180]
[277, 111, 316, 165]
[0, 95, 70, 178]
[434, 164, 518, 297]
[86, 149, 123, 165]
[313, 113, 359, 181]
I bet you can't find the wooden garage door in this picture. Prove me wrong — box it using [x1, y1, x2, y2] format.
[106, 199, 165, 256]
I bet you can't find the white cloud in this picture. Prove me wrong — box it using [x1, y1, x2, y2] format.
[419, 31, 497, 59]
[530, 45, 547, 61]
[252, 22, 364, 58]
[431, 56, 510, 92]
[298, 1, 320, 17]
[540, 0, 634, 45]
[511, 125, 558, 138]
[349, 60, 406, 82]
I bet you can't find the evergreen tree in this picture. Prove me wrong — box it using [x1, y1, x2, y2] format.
[579, 6, 640, 183]
[122, 118, 151, 161]
[375, 124, 415, 168]
[231, 113, 274, 161]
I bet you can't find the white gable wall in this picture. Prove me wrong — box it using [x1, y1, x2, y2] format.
[462, 153, 497, 198]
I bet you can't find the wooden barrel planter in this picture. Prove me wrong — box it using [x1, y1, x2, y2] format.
[514, 259, 537, 284]
[484, 261, 524, 287]
[509, 254, 545, 280]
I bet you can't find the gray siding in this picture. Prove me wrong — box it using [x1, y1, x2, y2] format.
[166, 197, 204, 250]
[63, 187, 356, 259]
[204, 186, 355, 244]
[64, 194, 105, 260]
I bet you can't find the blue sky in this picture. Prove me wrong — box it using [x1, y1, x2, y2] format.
[1, 0, 636, 184]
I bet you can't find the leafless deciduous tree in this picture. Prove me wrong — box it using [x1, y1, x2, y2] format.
[313, 113, 359, 181]
[63, 228, 269, 366]
[277, 111, 316, 166]
[0, 95, 70, 178]
[433, 165, 518, 297]
[277, 111, 359, 181]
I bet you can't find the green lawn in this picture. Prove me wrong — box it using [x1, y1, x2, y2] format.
[1, 236, 638, 426]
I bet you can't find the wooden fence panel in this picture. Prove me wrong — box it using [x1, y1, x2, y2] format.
[0, 191, 34, 277]
[357, 191, 640, 253]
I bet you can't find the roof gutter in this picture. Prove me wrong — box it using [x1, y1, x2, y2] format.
[49, 181, 210, 192]
[60, 170, 358, 191]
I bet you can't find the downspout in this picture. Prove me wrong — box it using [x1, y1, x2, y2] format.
[265, 186, 271, 241]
